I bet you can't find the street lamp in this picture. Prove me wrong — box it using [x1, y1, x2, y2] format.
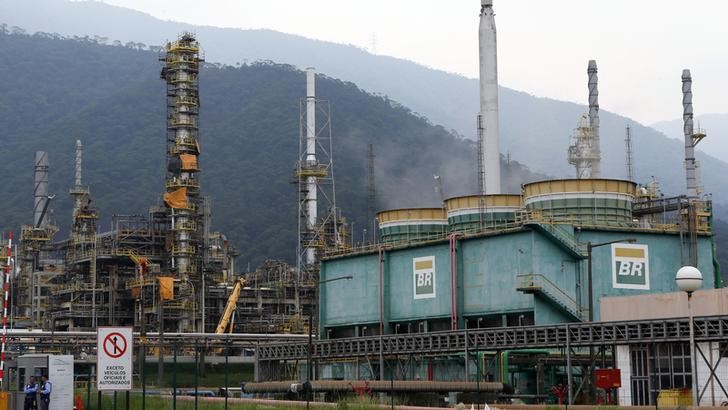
[676, 266, 702, 407]
[587, 238, 636, 321]
[585, 238, 635, 405]
[307, 275, 353, 410]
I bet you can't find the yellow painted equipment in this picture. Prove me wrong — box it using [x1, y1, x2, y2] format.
[179, 154, 198, 171]
[657, 389, 692, 407]
[163, 187, 188, 209]
[216, 277, 246, 334]
[158, 276, 174, 300]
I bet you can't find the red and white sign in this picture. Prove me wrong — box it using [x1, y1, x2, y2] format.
[97, 327, 133, 391]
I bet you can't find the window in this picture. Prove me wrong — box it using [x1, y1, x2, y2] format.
[650, 342, 692, 401]
[720, 342, 728, 358]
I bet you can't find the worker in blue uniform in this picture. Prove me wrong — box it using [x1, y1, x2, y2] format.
[39, 375, 52, 410]
[23, 375, 38, 410]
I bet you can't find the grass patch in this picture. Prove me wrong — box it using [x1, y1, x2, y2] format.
[139, 362, 254, 388]
[80, 392, 318, 410]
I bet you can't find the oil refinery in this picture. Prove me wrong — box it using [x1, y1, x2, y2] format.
[11, 34, 322, 336]
[1, 0, 727, 408]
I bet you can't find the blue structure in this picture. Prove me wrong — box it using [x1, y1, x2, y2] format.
[319, 179, 721, 338]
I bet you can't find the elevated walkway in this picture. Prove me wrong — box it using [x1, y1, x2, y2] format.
[258, 315, 728, 361]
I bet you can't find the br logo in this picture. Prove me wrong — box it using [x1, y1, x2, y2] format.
[416, 271, 433, 287]
[611, 244, 649, 290]
[413, 256, 436, 299]
[617, 260, 645, 277]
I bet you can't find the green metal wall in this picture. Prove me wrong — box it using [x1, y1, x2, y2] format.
[320, 253, 381, 327]
[388, 244, 452, 321]
[460, 231, 537, 315]
[576, 230, 717, 321]
[320, 227, 718, 332]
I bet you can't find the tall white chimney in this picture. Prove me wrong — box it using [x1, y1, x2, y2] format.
[305, 68, 317, 266]
[477, 0, 501, 194]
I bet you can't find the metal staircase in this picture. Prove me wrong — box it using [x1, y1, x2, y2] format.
[516, 273, 587, 321]
[525, 222, 586, 258]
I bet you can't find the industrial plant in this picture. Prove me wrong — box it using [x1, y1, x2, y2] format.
[296, 0, 726, 406]
[1, 0, 727, 408]
[9, 33, 337, 336]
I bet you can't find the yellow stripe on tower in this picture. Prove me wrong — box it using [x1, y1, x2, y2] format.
[614, 248, 644, 258]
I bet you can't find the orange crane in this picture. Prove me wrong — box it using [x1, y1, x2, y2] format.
[215, 277, 246, 334]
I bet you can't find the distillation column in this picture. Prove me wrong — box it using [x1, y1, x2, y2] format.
[161, 33, 203, 282]
[477, 0, 501, 195]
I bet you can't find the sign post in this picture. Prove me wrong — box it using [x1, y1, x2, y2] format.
[97, 327, 133, 391]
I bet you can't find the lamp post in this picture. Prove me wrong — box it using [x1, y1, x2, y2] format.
[307, 275, 353, 410]
[587, 238, 636, 321]
[676, 266, 702, 407]
[585, 238, 635, 404]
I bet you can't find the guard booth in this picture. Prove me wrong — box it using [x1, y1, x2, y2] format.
[12, 354, 73, 410]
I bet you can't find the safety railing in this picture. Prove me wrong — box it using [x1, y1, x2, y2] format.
[173, 220, 198, 231]
[326, 203, 713, 258]
[516, 274, 586, 320]
[165, 178, 200, 189]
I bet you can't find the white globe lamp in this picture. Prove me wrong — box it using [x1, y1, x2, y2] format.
[675, 265, 703, 294]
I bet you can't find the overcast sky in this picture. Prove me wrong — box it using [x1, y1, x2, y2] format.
[100, 0, 727, 124]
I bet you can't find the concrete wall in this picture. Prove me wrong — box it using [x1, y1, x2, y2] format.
[601, 288, 728, 322]
[616, 345, 632, 405]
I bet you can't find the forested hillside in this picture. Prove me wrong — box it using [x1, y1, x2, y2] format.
[4, 0, 728, 202]
[0, 31, 544, 267]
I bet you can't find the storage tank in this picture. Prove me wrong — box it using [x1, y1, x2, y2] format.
[522, 179, 637, 227]
[445, 194, 522, 232]
[377, 208, 447, 244]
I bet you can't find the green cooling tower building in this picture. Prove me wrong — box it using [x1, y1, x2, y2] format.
[319, 179, 720, 339]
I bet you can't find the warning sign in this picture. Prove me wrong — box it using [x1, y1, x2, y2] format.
[103, 332, 127, 358]
[97, 327, 133, 391]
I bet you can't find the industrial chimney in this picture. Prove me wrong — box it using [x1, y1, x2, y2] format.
[33, 151, 49, 227]
[567, 60, 602, 179]
[477, 0, 501, 194]
[681, 69, 706, 199]
[304, 67, 317, 267]
[587, 60, 601, 178]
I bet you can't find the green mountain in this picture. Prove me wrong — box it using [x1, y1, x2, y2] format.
[0, 30, 544, 268]
[4, 0, 728, 202]
[652, 113, 728, 163]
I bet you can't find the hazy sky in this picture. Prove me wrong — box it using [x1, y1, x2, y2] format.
[100, 0, 727, 124]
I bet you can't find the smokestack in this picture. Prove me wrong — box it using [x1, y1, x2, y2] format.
[33, 151, 49, 227]
[587, 60, 601, 178]
[682, 69, 699, 198]
[74, 139, 82, 188]
[305, 67, 317, 266]
[477, 0, 501, 194]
